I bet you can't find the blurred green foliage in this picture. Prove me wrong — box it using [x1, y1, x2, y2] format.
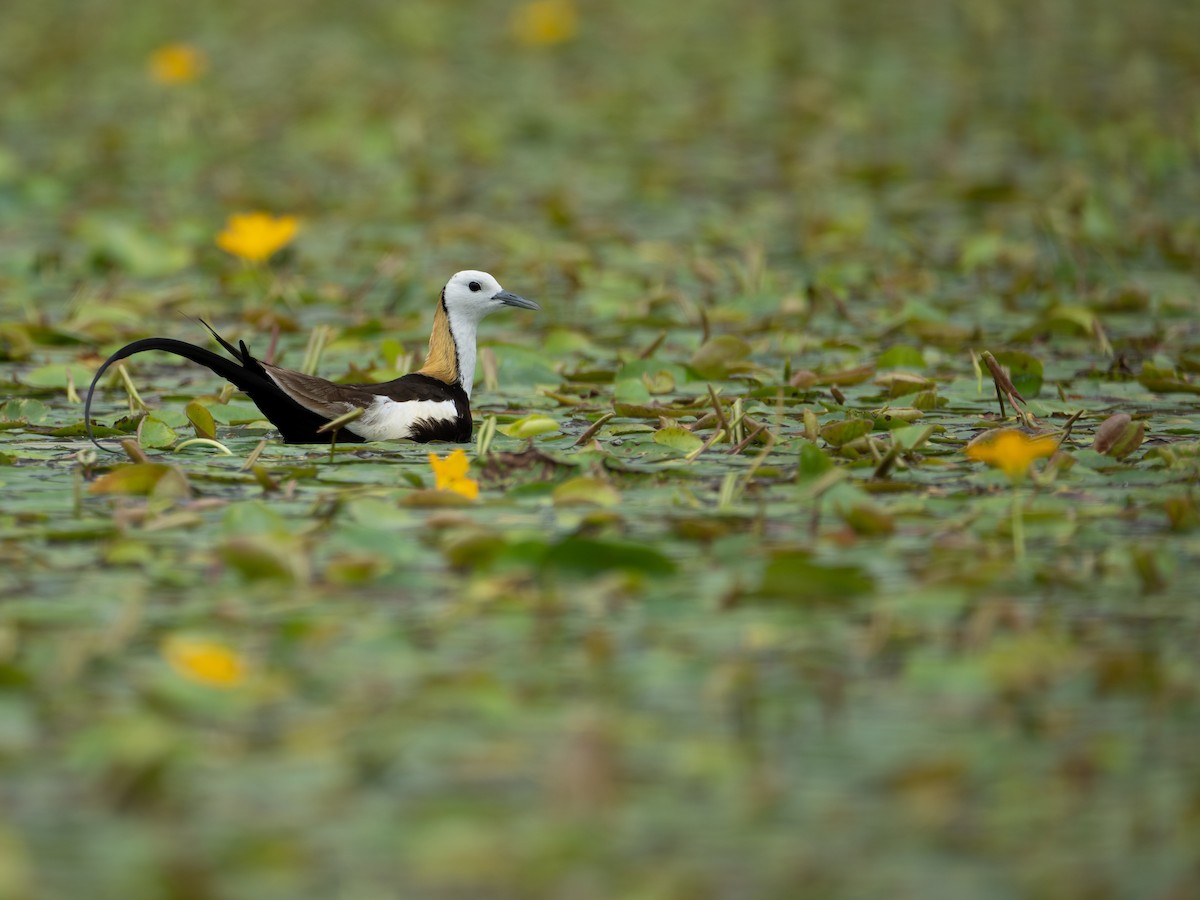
[2, 0, 1200, 898]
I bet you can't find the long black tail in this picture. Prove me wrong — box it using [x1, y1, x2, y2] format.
[83, 324, 346, 451]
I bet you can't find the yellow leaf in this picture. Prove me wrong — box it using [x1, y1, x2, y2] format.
[215, 212, 299, 263]
[511, 0, 578, 46]
[966, 429, 1057, 482]
[162, 636, 246, 688]
[446, 477, 479, 500]
[428, 450, 479, 500]
[148, 43, 206, 85]
[429, 449, 470, 486]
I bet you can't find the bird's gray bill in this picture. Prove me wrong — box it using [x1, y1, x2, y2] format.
[494, 290, 540, 310]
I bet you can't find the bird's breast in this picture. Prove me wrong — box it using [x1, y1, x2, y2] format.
[345, 396, 460, 442]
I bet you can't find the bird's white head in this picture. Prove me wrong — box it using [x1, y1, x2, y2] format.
[424, 270, 539, 399]
[442, 270, 540, 323]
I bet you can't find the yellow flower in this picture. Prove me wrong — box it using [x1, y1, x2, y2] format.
[216, 212, 299, 263]
[149, 43, 206, 85]
[162, 636, 246, 688]
[966, 429, 1058, 482]
[428, 449, 480, 500]
[511, 0, 578, 46]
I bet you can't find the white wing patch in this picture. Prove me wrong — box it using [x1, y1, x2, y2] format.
[343, 397, 458, 442]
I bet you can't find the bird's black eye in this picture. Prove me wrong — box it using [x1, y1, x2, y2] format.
[469, 281, 481, 293]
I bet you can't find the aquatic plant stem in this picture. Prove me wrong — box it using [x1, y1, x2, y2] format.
[1012, 489, 1026, 565]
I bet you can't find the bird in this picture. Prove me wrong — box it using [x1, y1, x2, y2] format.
[84, 270, 540, 449]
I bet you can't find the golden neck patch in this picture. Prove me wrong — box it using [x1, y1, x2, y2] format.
[417, 295, 459, 385]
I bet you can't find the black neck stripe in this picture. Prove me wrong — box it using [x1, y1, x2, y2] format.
[440, 286, 462, 384]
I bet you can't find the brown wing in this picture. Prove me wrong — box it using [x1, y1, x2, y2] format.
[260, 364, 381, 420]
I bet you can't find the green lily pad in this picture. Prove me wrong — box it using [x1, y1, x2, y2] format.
[820, 418, 873, 447]
[690, 335, 752, 379]
[89, 463, 190, 497]
[185, 401, 217, 440]
[652, 426, 703, 454]
[992, 350, 1044, 398]
[498, 414, 560, 439]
